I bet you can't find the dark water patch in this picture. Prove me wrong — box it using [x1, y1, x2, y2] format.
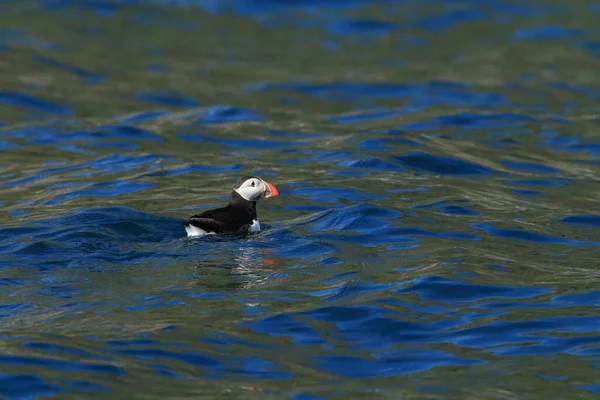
[483, 322, 600, 356]
[398, 121, 439, 130]
[22, 342, 112, 361]
[513, 188, 544, 196]
[0, 92, 71, 115]
[0, 226, 49, 241]
[131, 89, 199, 107]
[0, 373, 62, 399]
[85, 142, 138, 150]
[302, 305, 373, 323]
[4, 207, 184, 271]
[356, 138, 391, 150]
[500, 160, 560, 173]
[374, 298, 455, 315]
[472, 222, 600, 246]
[417, 7, 488, 31]
[513, 25, 584, 40]
[329, 18, 397, 36]
[579, 41, 600, 58]
[252, 81, 506, 108]
[273, 240, 337, 259]
[564, 142, 600, 156]
[194, 0, 392, 16]
[392, 152, 497, 175]
[559, 215, 600, 227]
[396, 276, 552, 303]
[2, 124, 163, 148]
[0, 304, 33, 318]
[11, 240, 69, 257]
[290, 393, 329, 400]
[41, 0, 120, 16]
[242, 313, 325, 345]
[314, 351, 483, 378]
[435, 112, 534, 128]
[413, 200, 482, 216]
[104, 338, 165, 347]
[552, 290, 600, 306]
[578, 385, 600, 394]
[95, 125, 163, 141]
[305, 203, 400, 233]
[443, 316, 600, 352]
[0, 139, 21, 150]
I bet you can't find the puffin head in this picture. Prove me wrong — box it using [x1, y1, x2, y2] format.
[233, 176, 279, 202]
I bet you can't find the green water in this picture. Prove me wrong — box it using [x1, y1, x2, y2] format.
[1, 1, 600, 399]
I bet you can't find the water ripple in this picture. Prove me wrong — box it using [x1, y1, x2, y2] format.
[0, 92, 71, 115]
[393, 152, 498, 175]
[2, 0, 600, 398]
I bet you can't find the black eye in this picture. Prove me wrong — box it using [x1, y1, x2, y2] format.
[251, 181, 255, 187]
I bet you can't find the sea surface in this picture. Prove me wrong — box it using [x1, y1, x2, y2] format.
[1, 0, 600, 398]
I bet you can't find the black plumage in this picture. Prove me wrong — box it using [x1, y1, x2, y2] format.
[183, 176, 277, 235]
[183, 190, 256, 234]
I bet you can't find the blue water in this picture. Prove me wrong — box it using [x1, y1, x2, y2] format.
[1, 0, 600, 398]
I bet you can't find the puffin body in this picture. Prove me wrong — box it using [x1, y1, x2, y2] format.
[183, 176, 278, 237]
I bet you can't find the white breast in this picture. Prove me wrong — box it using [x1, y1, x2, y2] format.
[249, 219, 261, 232]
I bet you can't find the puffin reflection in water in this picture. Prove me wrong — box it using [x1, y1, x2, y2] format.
[183, 176, 279, 238]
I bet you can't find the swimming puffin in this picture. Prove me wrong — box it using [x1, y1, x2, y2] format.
[183, 176, 279, 237]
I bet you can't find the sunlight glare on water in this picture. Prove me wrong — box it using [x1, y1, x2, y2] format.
[1, 0, 600, 398]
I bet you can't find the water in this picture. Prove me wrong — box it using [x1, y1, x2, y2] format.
[1, 0, 600, 398]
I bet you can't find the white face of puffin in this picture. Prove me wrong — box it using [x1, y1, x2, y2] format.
[233, 177, 279, 202]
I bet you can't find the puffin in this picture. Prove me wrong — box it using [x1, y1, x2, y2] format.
[183, 175, 279, 237]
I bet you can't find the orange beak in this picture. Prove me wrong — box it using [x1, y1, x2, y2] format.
[263, 180, 279, 198]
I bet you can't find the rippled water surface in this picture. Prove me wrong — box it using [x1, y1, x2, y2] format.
[2, 0, 600, 398]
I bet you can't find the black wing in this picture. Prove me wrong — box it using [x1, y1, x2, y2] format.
[184, 205, 253, 233]
[184, 216, 226, 233]
[183, 206, 228, 233]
